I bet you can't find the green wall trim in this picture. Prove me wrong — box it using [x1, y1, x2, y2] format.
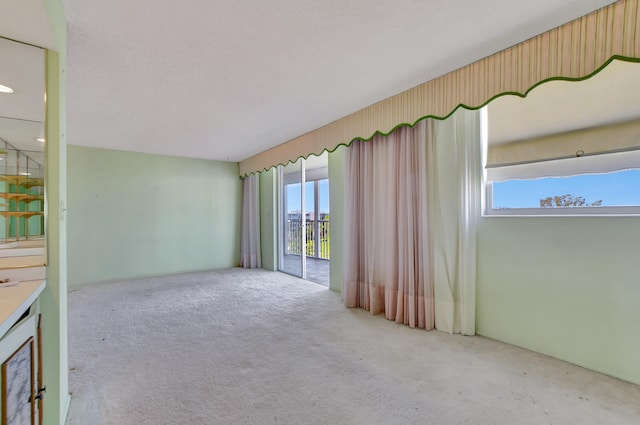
[43, 46, 68, 425]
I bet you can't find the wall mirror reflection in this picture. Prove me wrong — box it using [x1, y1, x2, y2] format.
[0, 37, 45, 244]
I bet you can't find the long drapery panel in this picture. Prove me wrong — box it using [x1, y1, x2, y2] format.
[343, 108, 481, 334]
[429, 108, 482, 335]
[240, 173, 261, 268]
[343, 119, 433, 329]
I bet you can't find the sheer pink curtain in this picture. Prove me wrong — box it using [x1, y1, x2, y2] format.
[343, 109, 481, 334]
[343, 120, 434, 329]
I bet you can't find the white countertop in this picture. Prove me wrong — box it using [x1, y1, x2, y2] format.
[0, 279, 46, 338]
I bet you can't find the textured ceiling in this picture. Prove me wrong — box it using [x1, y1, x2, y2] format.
[63, 0, 616, 162]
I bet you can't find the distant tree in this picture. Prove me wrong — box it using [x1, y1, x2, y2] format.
[539, 194, 603, 208]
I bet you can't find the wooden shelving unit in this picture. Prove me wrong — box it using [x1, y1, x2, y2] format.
[0, 175, 44, 243]
[0, 211, 44, 218]
[0, 175, 44, 186]
[0, 192, 43, 202]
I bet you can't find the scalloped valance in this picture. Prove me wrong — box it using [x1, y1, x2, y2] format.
[239, 0, 640, 176]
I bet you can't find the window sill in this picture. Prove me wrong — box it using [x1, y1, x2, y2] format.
[483, 206, 640, 217]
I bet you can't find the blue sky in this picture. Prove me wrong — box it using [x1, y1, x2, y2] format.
[492, 169, 640, 208]
[286, 180, 329, 213]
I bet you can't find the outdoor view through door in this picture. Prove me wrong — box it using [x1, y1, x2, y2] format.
[279, 153, 330, 286]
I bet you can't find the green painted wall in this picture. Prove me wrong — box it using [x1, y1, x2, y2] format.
[328, 146, 345, 293]
[40, 1, 70, 422]
[259, 168, 278, 271]
[67, 146, 241, 286]
[43, 48, 69, 425]
[477, 216, 640, 385]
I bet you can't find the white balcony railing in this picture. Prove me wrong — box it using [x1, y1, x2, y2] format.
[286, 219, 329, 260]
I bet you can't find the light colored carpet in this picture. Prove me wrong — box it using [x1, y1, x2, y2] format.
[66, 268, 640, 425]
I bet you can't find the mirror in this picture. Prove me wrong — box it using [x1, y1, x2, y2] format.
[0, 37, 45, 244]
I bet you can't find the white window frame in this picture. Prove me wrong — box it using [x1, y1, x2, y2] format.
[483, 179, 640, 217]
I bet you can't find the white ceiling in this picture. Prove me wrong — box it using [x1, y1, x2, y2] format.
[60, 1, 615, 162]
[487, 59, 640, 145]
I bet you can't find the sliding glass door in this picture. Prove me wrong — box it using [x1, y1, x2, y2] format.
[279, 158, 305, 277]
[278, 153, 330, 285]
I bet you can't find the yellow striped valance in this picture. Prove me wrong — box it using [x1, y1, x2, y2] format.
[239, 0, 640, 176]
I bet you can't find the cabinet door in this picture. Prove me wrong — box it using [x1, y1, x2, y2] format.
[1, 337, 35, 425]
[1, 315, 38, 425]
